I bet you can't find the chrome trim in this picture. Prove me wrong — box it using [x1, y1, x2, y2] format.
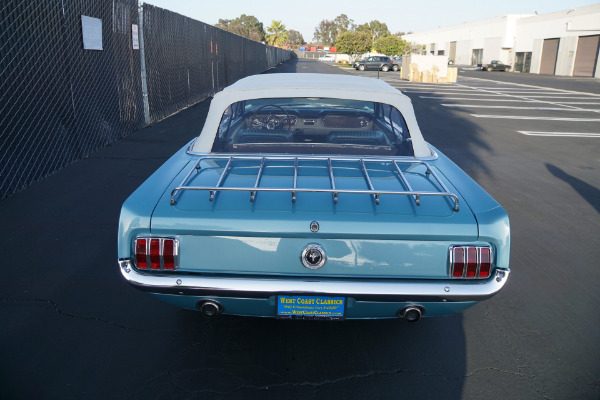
[169, 155, 459, 209]
[392, 160, 418, 206]
[301, 244, 326, 269]
[118, 259, 510, 303]
[310, 221, 319, 233]
[360, 159, 379, 205]
[327, 158, 337, 204]
[184, 149, 441, 162]
[292, 157, 298, 203]
[209, 157, 233, 202]
[250, 157, 266, 202]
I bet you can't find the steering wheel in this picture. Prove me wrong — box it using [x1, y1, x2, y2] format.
[249, 104, 292, 130]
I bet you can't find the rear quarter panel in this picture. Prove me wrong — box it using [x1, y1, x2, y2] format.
[117, 141, 195, 259]
[430, 146, 510, 269]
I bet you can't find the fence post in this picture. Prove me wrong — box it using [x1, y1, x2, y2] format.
[138, 2, 150, 125]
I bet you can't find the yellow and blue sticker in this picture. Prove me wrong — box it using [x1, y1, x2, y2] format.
[277, 295, 345, 318]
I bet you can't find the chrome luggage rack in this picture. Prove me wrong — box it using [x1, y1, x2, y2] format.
[170, 155, 459, 211]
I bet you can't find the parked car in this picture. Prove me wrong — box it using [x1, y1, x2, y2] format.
[353, 56, 399, 72]
[318, 54, 335, 62]
[480, 60, 511, 71]
[118, 73, 511, 321]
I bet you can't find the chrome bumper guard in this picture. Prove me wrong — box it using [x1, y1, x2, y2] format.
[119, 260, 509, 303]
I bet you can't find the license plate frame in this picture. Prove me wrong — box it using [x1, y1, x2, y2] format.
[276, 295, 346, 320]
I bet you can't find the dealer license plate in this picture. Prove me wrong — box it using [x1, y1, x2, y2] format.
[276, 295, 345, 319]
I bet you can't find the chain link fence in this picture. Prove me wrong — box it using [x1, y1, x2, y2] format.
[0, 1, 291, 199]
[142, 4, 290, 122]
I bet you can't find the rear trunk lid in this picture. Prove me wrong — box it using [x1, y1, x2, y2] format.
[150, 156, 478, 279]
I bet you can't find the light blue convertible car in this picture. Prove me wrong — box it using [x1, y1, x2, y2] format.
[118, 73, 510, 321]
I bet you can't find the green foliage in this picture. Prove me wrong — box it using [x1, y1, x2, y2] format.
[266, 20, 288, 46]
[335, 31, 372, 60]
[216, 14, 265, 42]
[287, 30, 305, 46]
[314, 14, 357, 46]
[313, 20, 336, 45]
[356, 20, 390, 47]
[333, 14, 354, 35]
[374, 35, 410, 56]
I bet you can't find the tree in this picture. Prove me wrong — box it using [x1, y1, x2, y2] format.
[314, 15, 355, 46]
[356, 20, 390, 47]
[313, 19, 335, 46]
[374, 35, 410, 56]
[335, 31, 371, 61]
[287, 30, 305, 46]
[266, 20, 288, 46]
[216, 14, 265, 42]
[408, 42, 426, 55]
[333, 14, 354, 40]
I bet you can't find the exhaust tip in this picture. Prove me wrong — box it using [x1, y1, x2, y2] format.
[197, 300, 222, 318]
[398, 306, 423, 322]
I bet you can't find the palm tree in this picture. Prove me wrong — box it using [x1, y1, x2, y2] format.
[266, 20, 288, 46]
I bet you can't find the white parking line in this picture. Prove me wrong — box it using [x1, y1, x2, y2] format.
[457, 76, 600, 97]
[514, 95, 600, 99]
[442, 104, 596, 111]
[391, 81, 460, 86]
[518, 131, 600, 137]
[463, 88, 557, 91]
[419, 96, 537, 102]
[456, 83, 600, 113]
[405, 91, 510, 96]
[471, 115, 600, 121]
[395, 87, 466, 92]
[553, 102, 600, 105]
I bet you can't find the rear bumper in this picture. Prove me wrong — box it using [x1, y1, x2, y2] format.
[118, 259, 509, 303]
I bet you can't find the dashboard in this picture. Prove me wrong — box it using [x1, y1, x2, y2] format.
[248, 111, 373, 132]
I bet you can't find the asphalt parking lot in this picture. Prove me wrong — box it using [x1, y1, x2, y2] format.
[1, 58, 599, 399]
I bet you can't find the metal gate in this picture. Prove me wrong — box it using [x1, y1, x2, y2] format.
[573, 35, 600, 77]
[539, 38, 559, 75]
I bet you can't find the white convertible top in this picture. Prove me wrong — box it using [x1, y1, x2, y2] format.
[191, 73, 431, 157]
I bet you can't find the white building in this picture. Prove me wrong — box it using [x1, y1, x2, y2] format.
[402, 3, 600, 77]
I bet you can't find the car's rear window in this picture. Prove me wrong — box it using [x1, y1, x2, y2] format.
[211, 97, 413, 156]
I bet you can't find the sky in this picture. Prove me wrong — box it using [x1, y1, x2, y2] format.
[142, 0, 599, 41]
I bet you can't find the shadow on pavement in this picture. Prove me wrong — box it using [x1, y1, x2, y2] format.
[0, 59, 467, 400]
[546, 163, 600, 214]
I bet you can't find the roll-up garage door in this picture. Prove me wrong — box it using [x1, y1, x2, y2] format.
[540, 38, 559, 75]
[573, 35, 600, 77]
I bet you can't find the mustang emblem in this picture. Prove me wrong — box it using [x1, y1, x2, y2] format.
[301, 244, 326, 269]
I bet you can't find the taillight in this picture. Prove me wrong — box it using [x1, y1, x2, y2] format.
[135, 239, 147, 269]
[450, 246, 493, 279]
[134, 237, 178, 271]
[465, 247, 477, 277]
[451, 247, 464, 277]
[163, 240, 175, 270]
[150, 239, 161, 269]
[479, 248, 491, 278]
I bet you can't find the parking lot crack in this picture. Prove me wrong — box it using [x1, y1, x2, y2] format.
[1, 298, 141, 331]
[128, 365, 535, 398]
